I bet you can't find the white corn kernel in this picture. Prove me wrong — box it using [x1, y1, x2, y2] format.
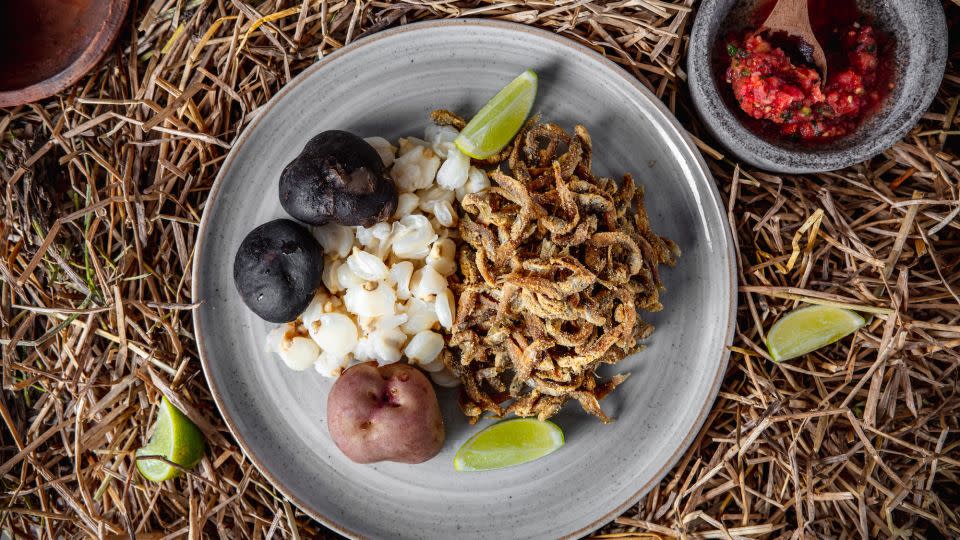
[364, 136, 396, 167]
[456, 167, 490, 201]
[391, 214, 437, 259]
[404, 330, 444, 366]
[398, 136, 430, 155]
[282, 337, 321, 371]
[336, 262, 365, 290]
[357, 316, 377, 334]
[346, 248, 389, 281]
[432, 200, 457, 228]
[374, 328, 407, 365]
[425, 124, 460, 159]
[392, 145, 440, 192]
[300, 291, 332, 326]
[343, 281, 396, 317]
[267, 325, 320, 371]
[374, 312, 409, 333]
[400, 298, 439, 334]
[265, 322, 294, 353]
[394, 192, 420, 218]
[313, 224, 354, 259]
[390, 261, 415, 300]
[426, 238, 457, 276]
[314, 352, 348, 378]
[309, 312, 358, 358]
[436, 146, 470, 190]
[418, 185, 455, 212]
[355, 222, 391, 251]
[412, 265, 447, 300]
[322, 258, 343, 293]
[355, 226, 375, 248]
[436, 288, 455, 329]
[354, 328, 406, 366]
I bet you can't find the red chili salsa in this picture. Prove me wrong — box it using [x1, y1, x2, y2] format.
[720, 1, 891, 142]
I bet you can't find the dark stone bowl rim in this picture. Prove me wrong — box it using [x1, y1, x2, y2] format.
[687, 0, 947, 174]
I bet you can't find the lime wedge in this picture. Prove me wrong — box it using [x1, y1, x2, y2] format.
[454, 69, 538, 159]
[136, 396, 205, 482]
[454, 418, 563, 471]
[766, 305, 866, 362]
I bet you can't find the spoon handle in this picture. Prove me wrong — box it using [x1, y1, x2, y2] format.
[763, 0, 827, 79]
[763, 0, 812, 31]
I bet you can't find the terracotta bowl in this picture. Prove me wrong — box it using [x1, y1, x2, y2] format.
[0, 0, 129, 107]
[687, 0, 947, 173]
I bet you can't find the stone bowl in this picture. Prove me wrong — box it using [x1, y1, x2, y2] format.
[0, 0, 130, 107]
[687, 0, 947, 173]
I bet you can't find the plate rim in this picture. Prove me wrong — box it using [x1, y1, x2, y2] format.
[192, 18, 737, 540]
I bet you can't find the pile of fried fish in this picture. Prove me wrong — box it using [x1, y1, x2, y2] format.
[439, 112, 679, 423]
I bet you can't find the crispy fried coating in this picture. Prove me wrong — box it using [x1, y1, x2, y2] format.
[430, 109, 467, 130]
[446, 119, 678, 423]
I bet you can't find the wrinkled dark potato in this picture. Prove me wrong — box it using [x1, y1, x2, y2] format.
[233, 219, 323, 323]
[279, 130, 398, 227]
[327, 362, 445, 464]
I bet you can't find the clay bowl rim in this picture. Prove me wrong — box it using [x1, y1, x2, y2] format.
[686, 0, 948, 174]
[0, 0, 131, 108]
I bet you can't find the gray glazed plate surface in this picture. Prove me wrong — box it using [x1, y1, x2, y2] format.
[687, 0, 947, 174]
[193, 20, 736, 539]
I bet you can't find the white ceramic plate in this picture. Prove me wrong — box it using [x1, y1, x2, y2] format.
[194, 20, 735, 539]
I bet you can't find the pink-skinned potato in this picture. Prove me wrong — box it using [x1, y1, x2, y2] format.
[327, 362, 445, 464]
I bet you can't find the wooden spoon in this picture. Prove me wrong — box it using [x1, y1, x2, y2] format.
[762, 0, 828, 80]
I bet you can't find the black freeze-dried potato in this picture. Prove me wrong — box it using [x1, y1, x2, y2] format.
[233, 219, 323, 323]
[279, 131, 398, 227]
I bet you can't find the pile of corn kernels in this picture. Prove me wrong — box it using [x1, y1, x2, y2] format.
[265, 121, 489, 387]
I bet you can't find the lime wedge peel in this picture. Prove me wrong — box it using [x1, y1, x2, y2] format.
[765, 305, 866, 363]
[454, 418, 564, 472]
[136, 396, 205, 482]
[454, 69, 538, 159]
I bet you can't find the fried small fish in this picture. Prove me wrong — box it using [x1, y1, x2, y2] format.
[444, 117, 678, 423]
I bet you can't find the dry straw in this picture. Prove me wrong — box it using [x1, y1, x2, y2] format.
[1, 1, 958, 538]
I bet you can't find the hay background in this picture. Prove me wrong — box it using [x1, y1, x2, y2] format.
[1, 1, 958, 538]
